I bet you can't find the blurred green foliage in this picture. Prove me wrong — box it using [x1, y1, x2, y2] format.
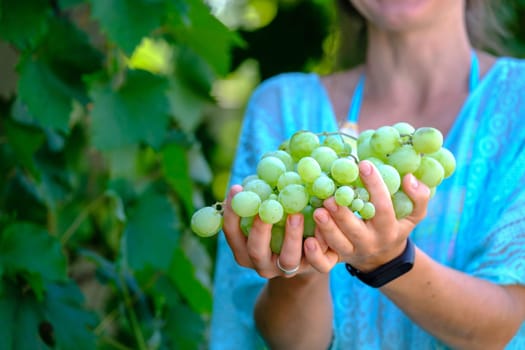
[0, 0, 523, 349]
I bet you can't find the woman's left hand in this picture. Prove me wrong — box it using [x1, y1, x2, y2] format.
[313, 160, 431, 272]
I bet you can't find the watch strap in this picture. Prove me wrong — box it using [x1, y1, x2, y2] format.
[345, 237, 415, 288]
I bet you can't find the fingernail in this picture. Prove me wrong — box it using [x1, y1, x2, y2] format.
[410, 174, 419, 189]
[360, 161, 372, 177]
[305, 239, 316, 252]
[315, 211, 328, 224]
[324, 199, 337, 213]
[289, 214, 301, 227]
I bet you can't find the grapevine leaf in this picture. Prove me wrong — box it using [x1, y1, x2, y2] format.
[17, 58, 74, 132]
[0, 0, 50, 50]
[168, 247, 212, 314]
[42, 282, 98, 350]
[0, 223, 68, 298]
[168, 0, 239, 76]
[168, 74, 209, 133]
[90, 0, 165, 54]
[163, 302, 207, 349]
[162, 143, 194, 215]
[123, 189, 179, 271]
[58, 0, 86, 9]
[0, 281, 98, 350]
[89, 70, 170, 150]
[0, 283, 49, 350]
[4, 118, 45, 177]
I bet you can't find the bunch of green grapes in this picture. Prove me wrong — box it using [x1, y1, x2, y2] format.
[191, 123, 456, 253]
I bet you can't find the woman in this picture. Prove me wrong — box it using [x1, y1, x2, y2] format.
[210, 0, 525, 349]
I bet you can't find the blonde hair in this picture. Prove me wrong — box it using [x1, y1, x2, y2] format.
[335, 0, 508, 68]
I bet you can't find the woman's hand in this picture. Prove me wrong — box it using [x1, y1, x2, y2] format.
[222, 185, 339, 279]
[314, 160, 431, 272]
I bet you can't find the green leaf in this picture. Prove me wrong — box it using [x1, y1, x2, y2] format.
[168, 247, 212, 314]
[168, 74, 209, 133]
[89, 70, 170, 150]
[163, 302, 206, 349]
[59, 0, 86, 9]
[0, 281, 98, 350]
[4, 118, 45, 177]
[17, 58, 74, 132]
[0, 223, 68, 298]
[123, 189, 179, 271]
[0, 283, 49, 350]
[0, 0, 50, 50]
[43, 282, 98, 350]
[169, 0, 238, 76]
[162, 143, 194, 215]
[90, 0, 165, 54]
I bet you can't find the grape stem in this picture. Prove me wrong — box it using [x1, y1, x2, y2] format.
[213, 201, 226, 214]
[317, 131, 358, 141]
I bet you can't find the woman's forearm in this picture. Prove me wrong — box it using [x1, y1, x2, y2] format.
[254, 272, 333, 350]
[381, 248, 525, 349]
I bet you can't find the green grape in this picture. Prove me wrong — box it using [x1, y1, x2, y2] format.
[359, 202, 376, 220]
[240, 216, 255, 237]
[427, 147, 456, 178]
[366, 157, 384, 168]
[387, 144, 421, 175]
[277, 171, 303, 191]
[191, 206, 223, 237]
[378, 164, 401, 195]
[357, 136, 376, 160]
[244, 179, 273, 201]
[351, 198, 364, 212]
[357, 129, 375, 145]
[242, 174, 259, 186]
[370, 126, 401, 157]
[259, 198, 284, 224]
[311, 146, 338, 173]
[263, 149, 295, 171]
[231, 191, 261, 217]
[297, 156, 322, 183]
[393, 122, 415, 136]
[412, 127, 443, 154]
[256, 156, 286, 187]
[270, 225, 285, 254]
[323, 134, 345, 155]
[289, 131, 320, 161]
[302, 205, 316, 237]
[334, 185, 355, 206]
[330, 157, 359, 185]
[355, 187, 370, 202]
[429, 187, 437, 198]
[278, 184, 309, 214]
[309, 195, 324, 208]
[312, 175, 336, 199]
[414, 156, 445, 187]
[392, 190, 414, 219]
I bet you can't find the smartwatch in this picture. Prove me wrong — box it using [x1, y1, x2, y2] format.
[345, 238, 415, 288]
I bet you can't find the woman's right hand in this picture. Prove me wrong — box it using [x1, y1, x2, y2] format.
[222, 185, 339, 279]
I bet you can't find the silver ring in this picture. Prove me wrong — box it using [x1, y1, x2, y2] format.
[276, 257, 300, 275]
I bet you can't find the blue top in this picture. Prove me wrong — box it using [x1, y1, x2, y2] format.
[209, 56, 525, 349]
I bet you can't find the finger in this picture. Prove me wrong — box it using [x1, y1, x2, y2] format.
[222, 185, 252, 266]
[358, 161, 397, 226]
[303, 237, 339, 274]
[399, 173, 431, 232]
[276, 214, 305, 274]
[246, 215, 273, 274]
[314, 207, 355, 256]
[322, 197, 365, 241]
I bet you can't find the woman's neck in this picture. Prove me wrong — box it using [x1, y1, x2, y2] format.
[363, 10, 473, 106]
